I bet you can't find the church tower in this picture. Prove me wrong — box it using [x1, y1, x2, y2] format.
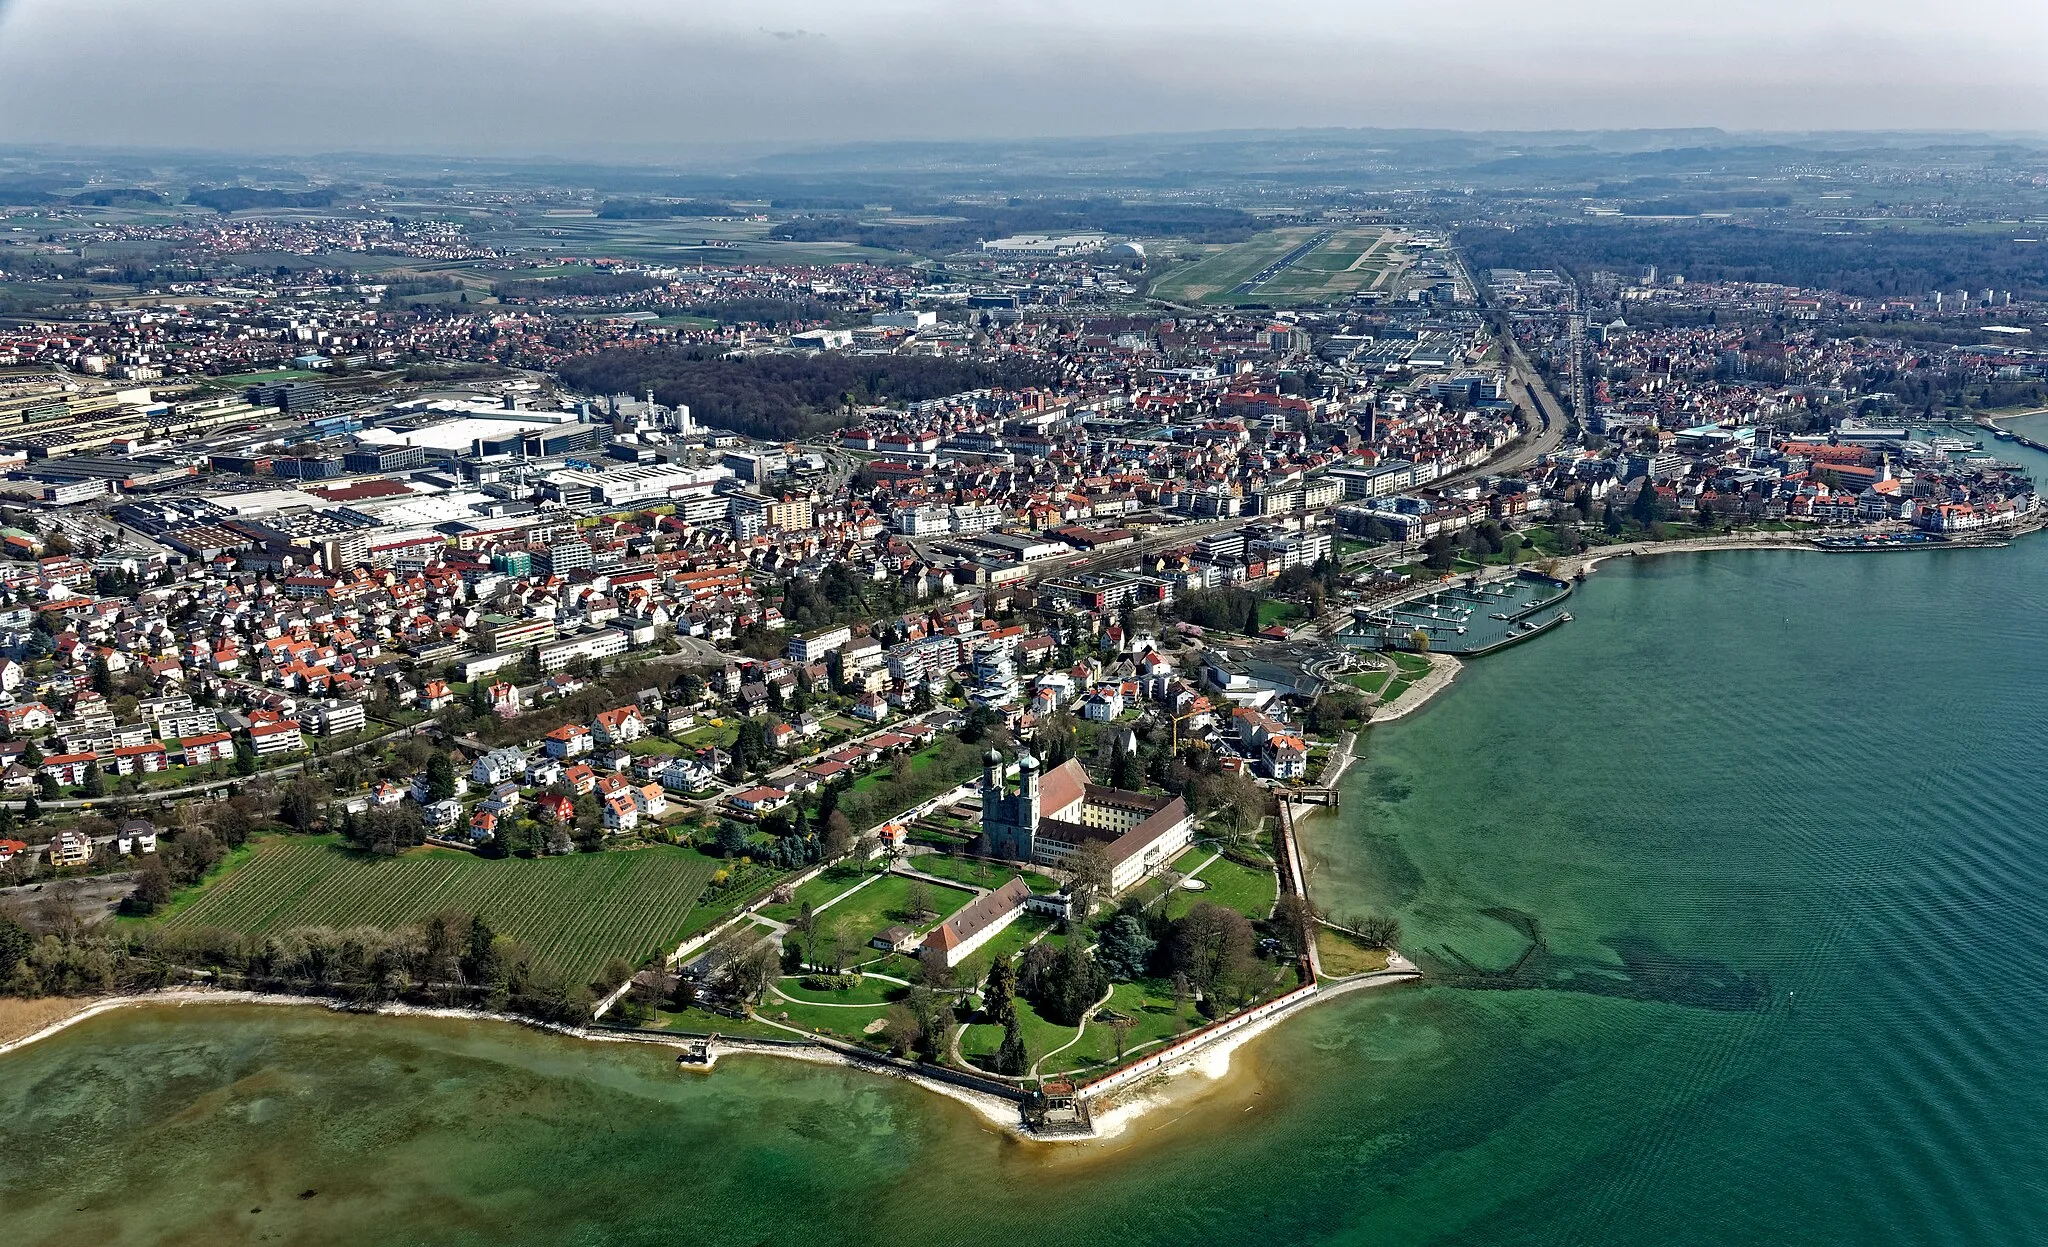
[980, 750, 1040, 864]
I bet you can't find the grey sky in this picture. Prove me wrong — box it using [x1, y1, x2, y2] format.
[0, 0, 2041, 155]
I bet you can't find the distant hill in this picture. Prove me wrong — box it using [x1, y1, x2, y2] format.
[186, 186, 340, 213]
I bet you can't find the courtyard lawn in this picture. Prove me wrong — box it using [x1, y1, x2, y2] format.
[803, 872, 975, 959]
[756, 862, 877, 924]
[1165, 855, 1278, 922]
[905, 853, 1058, 894]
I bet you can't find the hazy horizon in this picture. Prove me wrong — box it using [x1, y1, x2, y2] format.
[1, 0, 2042, 158]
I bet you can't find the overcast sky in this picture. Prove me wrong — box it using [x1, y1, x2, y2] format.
[0, 0, 2042, 157]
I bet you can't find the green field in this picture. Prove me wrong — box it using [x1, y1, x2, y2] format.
[160, 837, 720, 984]
[904, 854, 1057, 893]
[1315, 926, 1392, 978]
[1150, 226, 1402, 307]
[803, 872, 975, 957]
[1165, 855, 1279, 922]
[1148, 229, 1319, 304]
[1255, 227, 1399, 302]
[1256, 600, 1304, 630]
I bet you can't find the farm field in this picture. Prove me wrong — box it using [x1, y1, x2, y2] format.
[159, 836, 720, 985]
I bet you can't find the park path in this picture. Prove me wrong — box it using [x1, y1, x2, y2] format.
[1028, 981, 1117, 1079]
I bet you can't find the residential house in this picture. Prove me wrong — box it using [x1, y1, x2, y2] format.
[602, 790, 640, 832]
[247, 720, 304, 756]
[544, 724, 594, 759]
[472, 747, 529, 787]
[1265, 733, 1309, 780]
[40, 752, 95, 787]
[592, 706, 647, 746]
[727, 786, 789, 817]
[303, 700, 367, 736]
[632, 783, 668, 818]
[107, 742, 169, 776]
[178, 732, 236, 766]
[46, 829, 93, 867]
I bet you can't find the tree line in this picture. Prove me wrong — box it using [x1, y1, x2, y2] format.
[492, 272, 663, 301]
[0, 904, 603, 1024]
[557, 346, 1050, 442]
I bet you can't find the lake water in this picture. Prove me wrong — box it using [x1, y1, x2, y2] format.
[9, 435, 2048, 1245]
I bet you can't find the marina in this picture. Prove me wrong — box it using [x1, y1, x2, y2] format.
[1342, 570, 1574, 656]
[1810, 531, 1947, 551]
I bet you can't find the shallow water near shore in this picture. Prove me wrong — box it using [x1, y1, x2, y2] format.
[10, 477, 2048, 1244]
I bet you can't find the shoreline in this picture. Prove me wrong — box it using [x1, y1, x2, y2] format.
[1366, 652, 1462, 724]
[1085, 963, 1418, 1140]
[0, 968, 1419, 1143]
[16, 528, 2019, 1137]
[0, 988, 1029, 1134]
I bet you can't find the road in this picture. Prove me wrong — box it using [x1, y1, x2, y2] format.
[0, 717, 438, 811]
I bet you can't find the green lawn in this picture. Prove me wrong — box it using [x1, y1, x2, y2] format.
[756, 997, 893, 1039]
[1047, 979, 1206, 1073]
[650, 1004, 794, 1041]
[772, 973, 907, 1007]
[674, 723, 739, 749]
[1316, 926, 1392, 978]
[1165, 855, 1278, 922]
[797, 872, 975, 960]
[213, 368, 323, 386]
[1256, 600, 1304, 629]
[627, 738, 684, 757]
[905, 853, 1057, 893]
[756, 862, 876, 924]
[160, 835, 721, 985]
[949, 911, 1056, 988]
[959, 993, 1081, 1073]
